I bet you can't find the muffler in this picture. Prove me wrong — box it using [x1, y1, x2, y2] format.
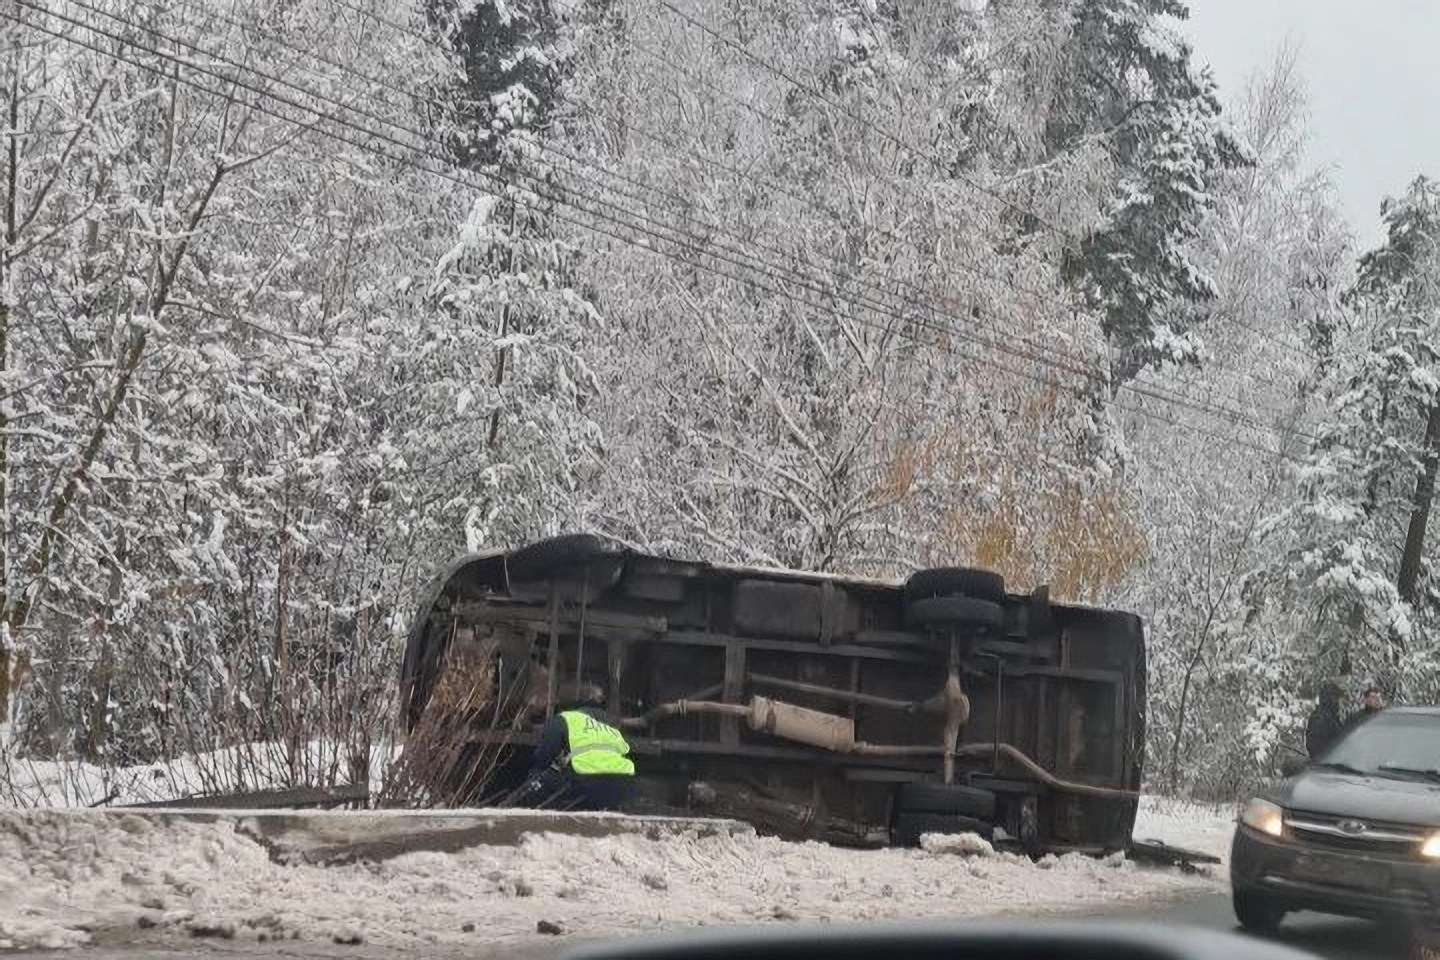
[746, 695, 856, 751]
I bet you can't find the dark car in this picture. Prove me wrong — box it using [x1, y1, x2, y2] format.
[1231, 707, 1440, 940]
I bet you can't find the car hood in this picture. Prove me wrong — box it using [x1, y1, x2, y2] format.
[1270, 770, 1440, 827]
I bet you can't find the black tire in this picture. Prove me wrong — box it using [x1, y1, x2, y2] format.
[1232, 888, 1285, 935]
[893, 812, 993, 848]
[905, 567, 1005, 603]
[896, 782, 997, 820]
[904, 596, 1004, 632]
[507, 534, 624, 583]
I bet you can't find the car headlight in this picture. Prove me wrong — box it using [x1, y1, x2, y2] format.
[1421, 832, 1440, 858]
[1240, 798, 1285, 838]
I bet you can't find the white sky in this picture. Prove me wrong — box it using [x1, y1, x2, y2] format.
[1181, 0, 1439, 245]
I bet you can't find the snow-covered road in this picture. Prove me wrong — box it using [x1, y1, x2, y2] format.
[0, 798, 1237, 953]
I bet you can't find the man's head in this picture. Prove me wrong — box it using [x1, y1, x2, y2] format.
[1362, 684, 1385, 711]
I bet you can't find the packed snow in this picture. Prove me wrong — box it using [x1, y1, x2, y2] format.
[0, 798, 1231, 952]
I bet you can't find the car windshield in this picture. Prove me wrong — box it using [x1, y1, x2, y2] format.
[1315, 713, 1440, 781]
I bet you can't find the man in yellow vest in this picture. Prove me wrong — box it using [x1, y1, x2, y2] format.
[516, 683, 635, 811]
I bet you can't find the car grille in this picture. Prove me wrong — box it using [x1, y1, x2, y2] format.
[1286, 809, 1427, 857]
[1392, 884, 1435, 907]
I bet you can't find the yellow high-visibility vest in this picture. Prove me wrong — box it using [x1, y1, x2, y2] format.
[560, 710, 635, 776]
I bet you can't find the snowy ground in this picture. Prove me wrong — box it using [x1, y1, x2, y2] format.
[0, 798, 1235, 953]
[1133, 796, 1239, 862]
[0, 745, 1239, 863]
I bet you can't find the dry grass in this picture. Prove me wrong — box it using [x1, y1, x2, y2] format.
[375, 645, 534, 809]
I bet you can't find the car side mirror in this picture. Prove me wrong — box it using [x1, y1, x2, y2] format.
[1279, 755, 1307, 777]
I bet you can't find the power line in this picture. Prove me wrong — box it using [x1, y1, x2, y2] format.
[3, 2, 1311, 460]
[602, 19, 1323, 435]
[30, 0, 1108, 400]
[175, 0, 439, 120]
[16, 3, 1084, 379]
[136, 0, 1316, 435]
[8, 0, 1308, 460]
[1, 5, 1058, 382]
[652, 0, 1073, 242]
[621, 33, 1073, 307]
[614, 102, 1320, 401]
[642, 1, 1325, 378]
[160, 0, 1008, 332]
[171, 0, 1091, 337]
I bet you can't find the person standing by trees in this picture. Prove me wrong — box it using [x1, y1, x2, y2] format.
[1305, 681, 1346, 757]
[1339, 683, 1387, 735]
[1357, 684, 1387, 720]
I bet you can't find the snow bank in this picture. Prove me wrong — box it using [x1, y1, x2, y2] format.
[0, 741, 1244, 872]
[0, 809, 1220, 952]
[1133, 795, 1238, 862]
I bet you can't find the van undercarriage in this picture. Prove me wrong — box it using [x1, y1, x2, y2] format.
[398, 535, 1146, 854]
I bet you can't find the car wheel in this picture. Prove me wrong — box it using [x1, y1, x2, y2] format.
[904, 567, 1006, 603]
[1231, 888, 1285, 935]
[904, 597, 1004, 632]
[896, 782, 997, 820]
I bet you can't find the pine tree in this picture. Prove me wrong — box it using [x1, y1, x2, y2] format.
[431, 0, 569, 168]
[1046, 0, 1248, 386]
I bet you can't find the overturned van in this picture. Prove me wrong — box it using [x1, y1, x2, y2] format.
[398, 534, 1146, 853]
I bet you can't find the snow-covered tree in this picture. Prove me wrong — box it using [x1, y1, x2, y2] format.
[1254, 175, 1439, 708]
[0, 0, 469, 765]
[435, 0, 570, 168]
[548, 0, 1140, 587]
[1115, 50, 1348, 794]
[1045, 0, 1248, 386]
